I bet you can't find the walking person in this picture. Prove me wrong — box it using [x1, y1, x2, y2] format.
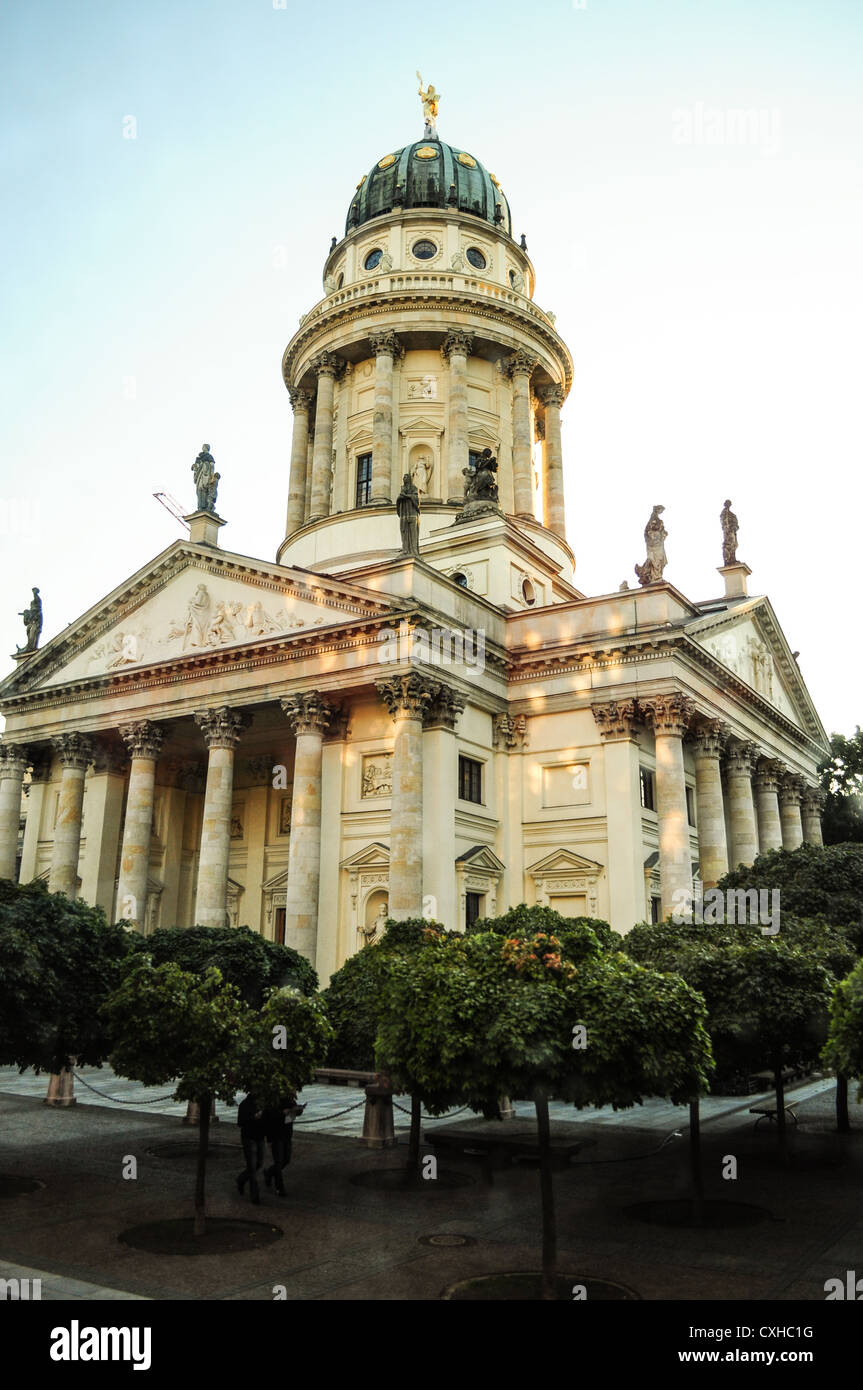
[236, 1092, 265, 1205]
[263, 1094, 305, 1196]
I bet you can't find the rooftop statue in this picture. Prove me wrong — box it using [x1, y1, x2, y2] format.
[192, 444, 220, 515]
[396, 474, 421, 556]
[464, 448, 499, 505]
[416, 72, 440, 139]
[720, 498, 739, 566]
[634, 504, 668, 586]
[16, 586, 42, 654]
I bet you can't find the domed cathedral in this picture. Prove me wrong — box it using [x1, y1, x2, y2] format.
[0, 85, 830, 983]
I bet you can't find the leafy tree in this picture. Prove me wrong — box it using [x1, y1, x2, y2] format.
[469, 902, 623, 955]
[103, 957, 331, 1234]
[823, 960, 863, 1100]
[820, 727, 863, 844]
[719, 845, 863, 950]
[0, 880, 132, 1073]
[376, 930, 712, 1297]
[130, 924, 317, 1004]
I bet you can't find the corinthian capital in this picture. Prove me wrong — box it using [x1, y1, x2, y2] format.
[368, 330, 404, 361]
[280, 691, 336, 737]
[288, 387, 314, 412]
[591, 700, 639, 742]
[311, 351, 345, 380]
[505, 348, 540, 379]
[779, 773, 805, 806]
[639, 693, 695, 739]
[802, 785, 826, 814]
[52, 732, 94, 771]
[724, 738, 760, 777]
[423, 685, 466, 731]
[440, 330, 474, 361]
[375, 673, 441, 720]
[540, 383, 565, 410]
[693, 718, 726, 759]
[0, 742, 31, 778]
[195, 706, 251, 750]
[754, 758, 785, 794]
[493, 712, 527, 749]
[119, 720, 165, 762]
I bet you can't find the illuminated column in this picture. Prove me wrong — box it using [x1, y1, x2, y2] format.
[376, 673, 440, 919]
[281, 692, 337, 961]
[801, 786, 825, 846]
[442, 330, 474, 502]
[507, 349, 539, 518]
[116, 721, 164, 929]
[754, 758, 784, 854]
[779, 774, 805, 850]
[693, 721, 729, 889]
[592, 701, 645, 933]
[285, 388, 313, 536]
[422, 686, 465, 930]
[540, 384, 566, 539]
[48, 733, 94, 896]
[369, 331, 402, 504]
[309, 353, 343, 521]
[724, 740, 760, 869]
[641, 694, 695, 917]
[194, 706, 250, 928]
[0, 743, 29, 882]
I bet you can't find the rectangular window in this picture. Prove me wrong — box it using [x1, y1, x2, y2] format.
[274, 908, 286, 946]
[355, 452, 373, 508]
[650, 896, 662, 925]
[468, 450, 484, 471]
[465, 892, 483, 929]
[686, 785, 696, 826]
[458, 755, 483, 804]
[640, 767, 655, 812]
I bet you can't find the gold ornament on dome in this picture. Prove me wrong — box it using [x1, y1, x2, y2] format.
[415, 145, 439, 159]
[490, 173, 500, 186]
[456, 152, 476, 167]
[378, 153, 397, 169]
[356, 174, 366, 189]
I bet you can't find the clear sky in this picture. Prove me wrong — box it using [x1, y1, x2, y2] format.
[1, 0, 861, 737]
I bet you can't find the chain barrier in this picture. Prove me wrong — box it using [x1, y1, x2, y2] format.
[72, 1071, 176, 1105]
[293, 1097, 368, 1123]
[392, 1101, 472, 1120]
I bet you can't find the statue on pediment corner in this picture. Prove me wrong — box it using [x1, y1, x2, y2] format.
[635, 505, 667, 586]
[192, 444, 220, 515]
[720, 498, 739, 566]
[16, 587, 42, 653]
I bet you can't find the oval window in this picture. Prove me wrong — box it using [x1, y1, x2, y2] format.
[521, 577, 536, 606]
[452, 571, 469, 589]
[412, 239, 437, 261]
[364, 248, 383, 270]
[466, 247, 487, 270]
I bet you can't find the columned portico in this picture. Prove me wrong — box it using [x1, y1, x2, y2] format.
[285, 388, 313, 536]
[0, 742, 29, 881]
[779, 774, 805, 849]
[507, 349, 538, 518]
[194, 707, 250, 928]
[754, 758, 785, 854]
[309, 352, 343, 521]
[48, 733, 94, 896]
[641, 694, 695, 917]
[281, 691, 336, 960]
[79, 743, 127, 916]
[539, 384, 566, 539]
[18, 750, 51, 885]
[724, 740, 759, 869]
[801, 786, 825, 846]
[369, 331, 402, 504]
[441, 331, 473, 502]
[693, 719, 729, 889]
[116, 720, 164, 928]
[592, 700, 644, 932]
[376, 672, 440, 919]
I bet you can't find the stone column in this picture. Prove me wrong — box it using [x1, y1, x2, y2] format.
[507, 349, 539, 518]
[592, 701, 645, 932]
[285, 388, 313, 536]
[540, 384, 566, 539]
[0, 743, 29, 882]
[724, 739, 760, 869]
[48, 733, 94, 896]
[442, 330, 474, 502]
[423, 687, 466, 930]
[194, 707, 250, 928]
[79, 743, 127, 916]
[116, 721, 164, 929]
[317, 709, 349, 978]
[369, 331, 402, 505]
[280, 692, 337, 961]
[309, 353, 342, 521]
[801, 786, 825, 846]
[641, 694, 696, 918]
[779, 774, 805, 850]
[754, 758, 784, 855]
[493, 713, 527, 913]
[376, 673, 441, 919]
[693, 721, 729, 889]
[18, 749, 51, 884]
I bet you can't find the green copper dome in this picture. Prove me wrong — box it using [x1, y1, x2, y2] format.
[346, 140, 512, 237]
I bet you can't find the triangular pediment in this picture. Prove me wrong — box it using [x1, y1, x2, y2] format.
[455, 845, 505, 873]
[1, 542, 401, 698]
[528, 849, 604, 878]
[263, 867, 290, 892]
[686, 597, 826, 745]
[340, 842, 390, 871]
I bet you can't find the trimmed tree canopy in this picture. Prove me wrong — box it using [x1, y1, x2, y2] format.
[719, 845, 863, 949]
[129, 924, 318, 1004]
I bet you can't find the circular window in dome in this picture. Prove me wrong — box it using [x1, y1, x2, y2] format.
[466, 247, 487, 270]
[457, 152, 477, 168]
[521, 577, 537, 606]
[412, 239, 437, 261]
[452, 571, 469, 589]
[378, 153, 397, 169]
[364, 249, 383, 271]
[415, 145, 439, 159]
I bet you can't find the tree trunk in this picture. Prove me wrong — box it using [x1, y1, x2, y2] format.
[534, 1091, 557, 1300]
[407, 1095, 421, 1177]
[773, 1059, 788, 1163]
[689, 1097, 705, 1223]
[836, 1073, 850, 1133]
[194, 1091, 211, 1236]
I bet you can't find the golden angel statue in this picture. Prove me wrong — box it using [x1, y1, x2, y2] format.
[416, 71, 440, 138]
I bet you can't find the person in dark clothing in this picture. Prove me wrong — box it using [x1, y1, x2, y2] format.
[262, 1095, 304, 1195]
[236, 1093, 266, 1204]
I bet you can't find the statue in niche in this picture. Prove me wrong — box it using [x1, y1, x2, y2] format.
[411, 455, 433, 495]
[396, 474, 421, 556]
[183, 583, 212, 649]
[634, 505, 668, 586]
[16, 587, 42, 653]
[362, 900, 389, 946]
[720, 499, 739, 566]
[416, 72, 440, 138]
[192, 444, 220, 514]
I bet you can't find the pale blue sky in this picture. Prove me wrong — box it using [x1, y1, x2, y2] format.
[1, 0, 861, 735]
